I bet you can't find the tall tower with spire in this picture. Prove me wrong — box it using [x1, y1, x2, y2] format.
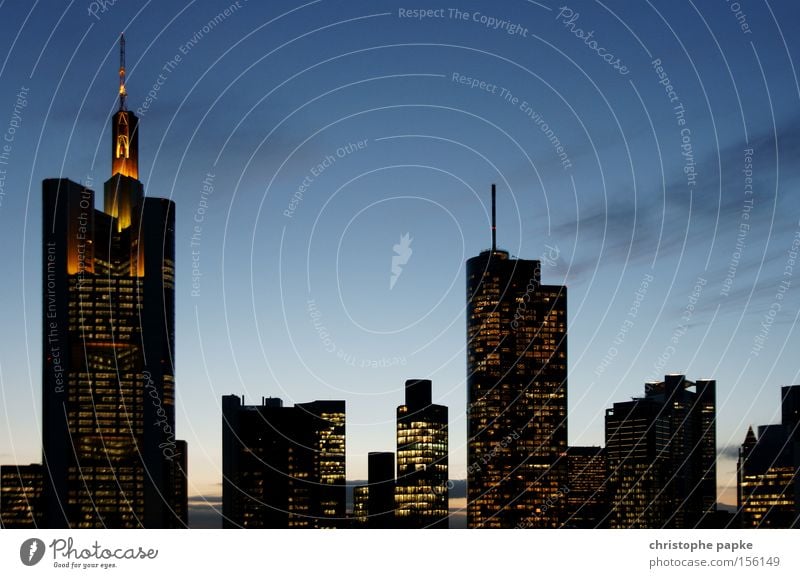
[106, 33, 141, 233]
[466, 185, 568, 528]
[33, 34, 187, 528]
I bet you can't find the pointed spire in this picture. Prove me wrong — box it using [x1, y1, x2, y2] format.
[744, 425, 756, 445]
[118, 33, 127, 111]
[491, 183, 497, 251]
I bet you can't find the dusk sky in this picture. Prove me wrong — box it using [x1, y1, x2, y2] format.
[1, 0, 799, 524]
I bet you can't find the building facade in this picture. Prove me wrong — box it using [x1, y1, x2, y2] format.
[738, 385, 800, 528]
[605, 375, 716, 528]
[0, 465, 43, 528]
[466, 186, 568, 528]
[221, 395, 346, 528]
[0, 35, 187, 529]
[395, 379, 448, 528]
[564, 446, 607, 528]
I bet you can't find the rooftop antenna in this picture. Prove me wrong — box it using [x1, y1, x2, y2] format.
[118, 33, 127, 111]
[491, 183, 497, 251]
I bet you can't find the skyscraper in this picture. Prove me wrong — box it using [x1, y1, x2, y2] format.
[737, 385, 800, 528]
[366, 451, 397, 529]
[350, 452, 397, 529]
[466, 185, 568, 528]
[564, 446, 608, 528]
[0, 465, 43, 528]
[221, 395, 346, 528]
[395, 379, 448, 528]
[0, 34, 188, 529]
[605, 375, 716, 528]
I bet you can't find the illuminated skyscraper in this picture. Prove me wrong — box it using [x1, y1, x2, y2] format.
[605, 375, 716, 528]
[16, 34, 188, 529]
[466, 185, 568, 528]
[352, 485, 369, 527]
[0, 465, 43, 528]
[221, 395, 346, 528]
[738, 385, 800, 528]
[564, 446, 608, 528]
[395, 379, 448, 528]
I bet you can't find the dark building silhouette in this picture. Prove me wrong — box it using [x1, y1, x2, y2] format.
[1, 35, 187, 529]
[366, 451, 397, 528]
[0, 465, 43, 528]
[564, 446, 608, 528]
[395, 379, 448, 528]
[222, 395, 346, 528]
[782, 385, 800, 436]
[738, 385, 800, 528]
[605, 375, 716, 528]
[466, 185, 567, 528]
[351, 452, 397, 528]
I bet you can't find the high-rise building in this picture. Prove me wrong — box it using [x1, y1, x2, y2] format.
[366, 451, 396, 528]
[466, 185, 568, 528]
[351, 452, 396, 528]
[605, 375, 716, 528]
[395, 379, 448, 528]
[221, 395, 346, 528]
[0, 465, 43, 528]
[564, 446, 608, 528]
[738, 385, 800, 528]
[0, 34, 187, 529]
[352, 485, 369, 527]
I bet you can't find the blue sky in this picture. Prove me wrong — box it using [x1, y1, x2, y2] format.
[1, 0, 799, 519]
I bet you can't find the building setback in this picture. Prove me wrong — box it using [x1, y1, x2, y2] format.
[221, 395, 346, 528]
[738, 385, 800, 528]
[605, 375, 716, 528]
[466, 185, 568, 528]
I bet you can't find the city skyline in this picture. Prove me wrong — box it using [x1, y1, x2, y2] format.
[1, 1, 799, 528]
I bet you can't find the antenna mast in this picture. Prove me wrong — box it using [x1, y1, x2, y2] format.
[118, 33, 127, 110]
[491, 183, 497, 251]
